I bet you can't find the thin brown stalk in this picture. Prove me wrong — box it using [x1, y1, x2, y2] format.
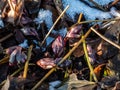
[91, 27, 120, 49]
[31, 26, 93, 90]
[23, 44, 33, 78]
[0, 33, 13, 43]
[40, 5, 69, 46]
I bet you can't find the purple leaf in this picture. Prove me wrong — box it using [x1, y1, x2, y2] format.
[87, 44, 96, 64]
[37, 58, 55, 69]
[66, 24, 82, 38]
[6, 46, 26, 65]
[20, 27, 39, 39]
[52, 36, 64, 57]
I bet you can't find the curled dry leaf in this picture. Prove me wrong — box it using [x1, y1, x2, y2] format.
[52, 36, 64, 57]
[20, 10, 32, 25]
[66, 24, 82, 39]
[73, 45, 84, 57]
[93, 64, 106, 80]
[14, 29, 25, 43]
[20, 27, 39, 40]
[37, 58, 72, 69]
[37, 58, 55, 69]
[6, 46, 27, 65]
[87, 44, 96, 64]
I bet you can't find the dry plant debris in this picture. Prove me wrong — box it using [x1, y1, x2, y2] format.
[0, 0, 120, 90]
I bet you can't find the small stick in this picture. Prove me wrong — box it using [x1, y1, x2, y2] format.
[0, 33, 13, 43]
[111, 0, 120, 6]
[31, 26, 93, 90]
[82, 37, 98, 82]
[40, 5, 69, 46]
[77, 13, 83, 23]
[91, 27, 120, 49]
[78, 18, 120, 24]
[23, 44, 33, 78]
[88, 0, 106, 11]
[0, 55, 9, 64]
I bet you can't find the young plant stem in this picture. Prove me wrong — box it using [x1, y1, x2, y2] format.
[40, 5, 69, 46]
[31, 27, 93, 90]
[23, 44, 33, 78]
[82, 36, 98, 82]
[91, 27, 120, 49]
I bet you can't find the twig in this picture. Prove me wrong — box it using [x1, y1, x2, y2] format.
[77, 13, 83, 23]
[110, 0, 120, 6]
[78, 18, 120, 24]
[91, 27, 120, 49]
[40, 5, 69, 46]
[0, 55, 9, 65]
[31, 26, 93, 90]
[23, 44, 33, 78]
[82, 36, 98, 82]
[88, 0, 106, 11]
[0, 33, 13, 43]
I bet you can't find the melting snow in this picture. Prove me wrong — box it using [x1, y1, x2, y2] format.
[62, 0, 112, 21]
[19, 40, 28, 48]
[0, 10, 4, 29]
[34, 9, 53, 30]
[46, 36, 54, 46]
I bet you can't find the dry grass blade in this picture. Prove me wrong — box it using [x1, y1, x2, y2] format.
[40, 5, 69, 46]
[91, 27, 120, 49]
[82, 37, 98, 82]
[23, 44, 33, 78]
[31, 26, 92, 90]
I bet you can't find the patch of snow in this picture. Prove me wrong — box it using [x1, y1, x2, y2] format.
[19, 40, 28, 48]
[58, 28, 67, 37]
[0, 10, 4, 29]
[34, 9, 53, 30]
[110, 7, 120, 17]
[52, 28, 67, 37]
[46, 36, 54, 46]
[49, 80, 61, 87]
[62, 0, 112, 21]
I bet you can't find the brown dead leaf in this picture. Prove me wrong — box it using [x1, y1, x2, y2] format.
[94, 64, 106, 80]
[7, 0, 24, 24]
[73, 45, 84, 57]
